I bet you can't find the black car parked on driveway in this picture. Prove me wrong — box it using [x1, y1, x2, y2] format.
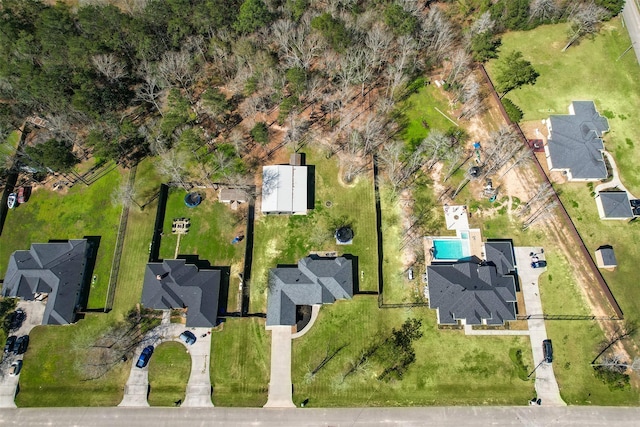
[4, 336, 17, 354]
[12, 335, 29, 355]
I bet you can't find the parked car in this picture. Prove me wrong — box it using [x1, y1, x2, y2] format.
[8, 309, 26, 330]
[9, 360, 22, 376]
[543, 339, 553, 363]
[4, 336, 17, 354]
[7, 193, 16, 209]
[12, 335, 29, 355]
[179, 331, 197, 345]
[17, 187, 25, 204]
[531, 260, 547, 268]
[136, 346, 154, 368]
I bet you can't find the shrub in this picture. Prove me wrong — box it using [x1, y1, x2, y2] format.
[250, 122, 269, 144]
[502, 98, 523, 123]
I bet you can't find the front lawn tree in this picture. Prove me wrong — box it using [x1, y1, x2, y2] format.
[494, 50, 539, 98]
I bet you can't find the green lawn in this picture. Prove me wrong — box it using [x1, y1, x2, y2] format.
[486, 18, 640, 401]
[15, 315, 130, 407]
[148, 341, 192, 406]
[210, 317, 270, 406]
[292, 297, 534, 406]
[158, 188, 246, 312]
[400, 84, 459, 149]
[0, 167, 122, 309]
[249, 148, 379, 313]
[10, 160, 168, 406]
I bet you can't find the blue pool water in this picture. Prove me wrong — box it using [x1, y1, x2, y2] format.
[433, 239, 464, 260]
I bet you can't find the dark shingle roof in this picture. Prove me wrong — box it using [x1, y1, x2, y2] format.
[427, 242, 516, 325]
[596, 246, 617, 267]
[484, 241, 515, 276]
[141, 259, 221, 327]
[266, 256, 353, 326]
[547, 101, 609, 180]
[598, 191, 633, 219]
[2, 239, 89, 325]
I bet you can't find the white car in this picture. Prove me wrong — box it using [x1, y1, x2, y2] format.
[9, 360, 22, 376]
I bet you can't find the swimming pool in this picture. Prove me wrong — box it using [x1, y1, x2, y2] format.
[433, 239, 469, 260]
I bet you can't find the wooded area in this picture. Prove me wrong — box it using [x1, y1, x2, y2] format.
[0, 0, 624, 188]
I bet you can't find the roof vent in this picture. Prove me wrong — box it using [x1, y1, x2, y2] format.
[156, 272, 169, 281]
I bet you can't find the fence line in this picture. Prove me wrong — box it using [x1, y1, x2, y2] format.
[104, 164, 137, 312]
[478, 64, 623, 319]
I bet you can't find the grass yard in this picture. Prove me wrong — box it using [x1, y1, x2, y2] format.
[400, 84, 459, 149]
[210, 317, 270, 406]
[292, 297, 534, 406]
[158, 188, 246, 312]
[486, 17, 640, 192]
[0, 167, 122, 309]
[15, 315, 129, 407]
[11, 160, 170, 407]
[249, 148, 379, 313]
[487, 17, 640, 399]
[147, 341, 191, 406]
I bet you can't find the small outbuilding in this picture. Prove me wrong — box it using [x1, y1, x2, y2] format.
[595, 191, 634, 220]
[261, 164, 308, 215]
[595, 246, 617, 270]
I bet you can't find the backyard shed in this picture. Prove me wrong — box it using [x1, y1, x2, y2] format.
[595, 246, 617, 269]
[261, 164, 308, 215]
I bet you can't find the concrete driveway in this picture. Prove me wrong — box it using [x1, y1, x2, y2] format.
[119, 317, 214, 408]
[0, 300, 47, 408]
[264, 325, 295, 408]
[182, 327, 214, 408]
[515, 247, 565, 406]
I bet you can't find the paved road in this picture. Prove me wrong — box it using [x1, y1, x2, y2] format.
[1, 406, 640, 426]
[263, 325, 295, 408]
[622, 0, 640, 64]
[515, 247, 565, 406]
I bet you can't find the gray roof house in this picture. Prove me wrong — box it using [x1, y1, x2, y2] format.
[141, 259, 221, 327]
[595, 246, 617, 269]
[427, 241, 517, 326]
[2, 239, 90, 325]
[266, 256, 353, 327]
[545, 101, 609, 181]
[595, 191, 634, 220]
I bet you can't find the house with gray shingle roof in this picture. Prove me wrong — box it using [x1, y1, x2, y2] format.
[141, 259, 221, 327]
[595, 191, 634, 220]
[427, 241, 517, 326]
[266, 256, 353, 327]
[2, 239, 90, 325]
[545, 101, 609, 181]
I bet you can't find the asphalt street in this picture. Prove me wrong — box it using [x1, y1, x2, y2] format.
[623, 0, 640, 63]
[1, 406, 640, 427]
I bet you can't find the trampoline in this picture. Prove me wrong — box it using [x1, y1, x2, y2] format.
[184, 192, 202, 208]
[335, 226, 354, 244]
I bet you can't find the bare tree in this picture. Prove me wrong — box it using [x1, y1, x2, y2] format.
[272, 17, 321, 70]
[422, 129, 452, 170]
[518, 182, 554, 216]
[529, 0, 560, 23]
[446, 49, 471, 86]
[481, 126, 523, 177]
[562, 3, 608, 52]
[151, 137, 190, 190]
[468, 11, 495, 39]
[111, 180, 142, 210]
[158, 50, 197, 93]
[91, 53, 127, 82]
[522, 200, 558, 229]
[418, 8, 456, 65]
[136, 61, 165, 115]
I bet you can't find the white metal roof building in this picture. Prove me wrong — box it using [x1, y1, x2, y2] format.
[261, 165, 308, 215]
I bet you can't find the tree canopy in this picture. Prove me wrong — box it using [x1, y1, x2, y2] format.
[494, 50, 539, 97]
[23, 139, 78, 172]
